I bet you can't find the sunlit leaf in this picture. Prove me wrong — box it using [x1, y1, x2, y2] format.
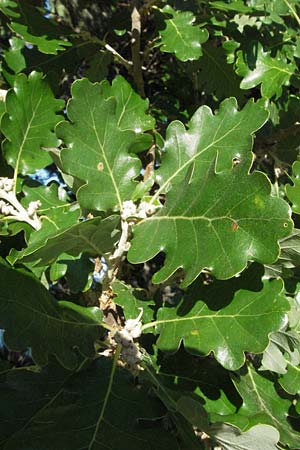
[158, 6, 209, 61]
[1, 72, 63, 180]
[57, 77, 153, 211]
[236, 46, 296, 98]
[149, 279, 289, 370]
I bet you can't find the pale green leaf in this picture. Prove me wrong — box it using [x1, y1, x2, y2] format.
[0, 0, 18, 17]
[260, 330, 300, 375]
[227, 364, 300, 449]
[210, 423, 280, 450]
[1, 72, 63, 181]
[236, 46, 296, 98]
[159, 6, 209, 61]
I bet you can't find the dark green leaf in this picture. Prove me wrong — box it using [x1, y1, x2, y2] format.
[286, 161, 300, 214]
[0, 263, 103, 369]
[57, 77, 153, 211]
[150, 279, 289, 370]
[17, 215, 120, 265]
[0, 358, 181, 450]
[7, 1, 72, 55]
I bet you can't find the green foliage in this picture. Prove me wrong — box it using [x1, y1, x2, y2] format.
[0, 1, 300, 449]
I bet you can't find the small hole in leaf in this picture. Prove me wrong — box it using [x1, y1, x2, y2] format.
[283, 222, 289, 228]
[97, 162, 104, 171]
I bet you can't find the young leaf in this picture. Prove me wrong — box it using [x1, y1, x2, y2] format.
[1, 72, 63, 183]
[0, 263, 103, 369]
[147, 279, 289, 370]
[236, 46, 296, 98]
[158, 6, 209, 61]
[0, 358, 181, 450]
[57, 78, 148, 211]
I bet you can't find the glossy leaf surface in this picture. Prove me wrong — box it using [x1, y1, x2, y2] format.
[152, 280, 289, 370]
[129, 162, 292, 286]
[236, 46, 296, 98]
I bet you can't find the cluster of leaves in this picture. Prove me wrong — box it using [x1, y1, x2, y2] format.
[0, 0, 300, 449]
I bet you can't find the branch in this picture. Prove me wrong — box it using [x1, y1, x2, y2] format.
[131, 1, 145, 97]
[101, 41, 133, 71]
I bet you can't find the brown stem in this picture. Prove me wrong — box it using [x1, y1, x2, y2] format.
[131, 0, 145, 97]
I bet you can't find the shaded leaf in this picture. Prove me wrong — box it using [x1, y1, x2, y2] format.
[7, 1, 72, 55]
[286, 161, 300, 214]
[16, 215, 120, 265]
[50, 253, 93, 293]
[236, 46, 296, 98]
[7, 201, 81, 264]
[149, 279, 289, 370]
[1, 72, 63, 180]
[57, 77, 152, 211]
[158, 6, 209, 61]
[197, 43, 246, 101]
[0, 263, 103, 369]
[112, 280, 155, 324]
[279, 362, 300, 395]
[226, 364, 300, 448]
[0, 358, 181, 450]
